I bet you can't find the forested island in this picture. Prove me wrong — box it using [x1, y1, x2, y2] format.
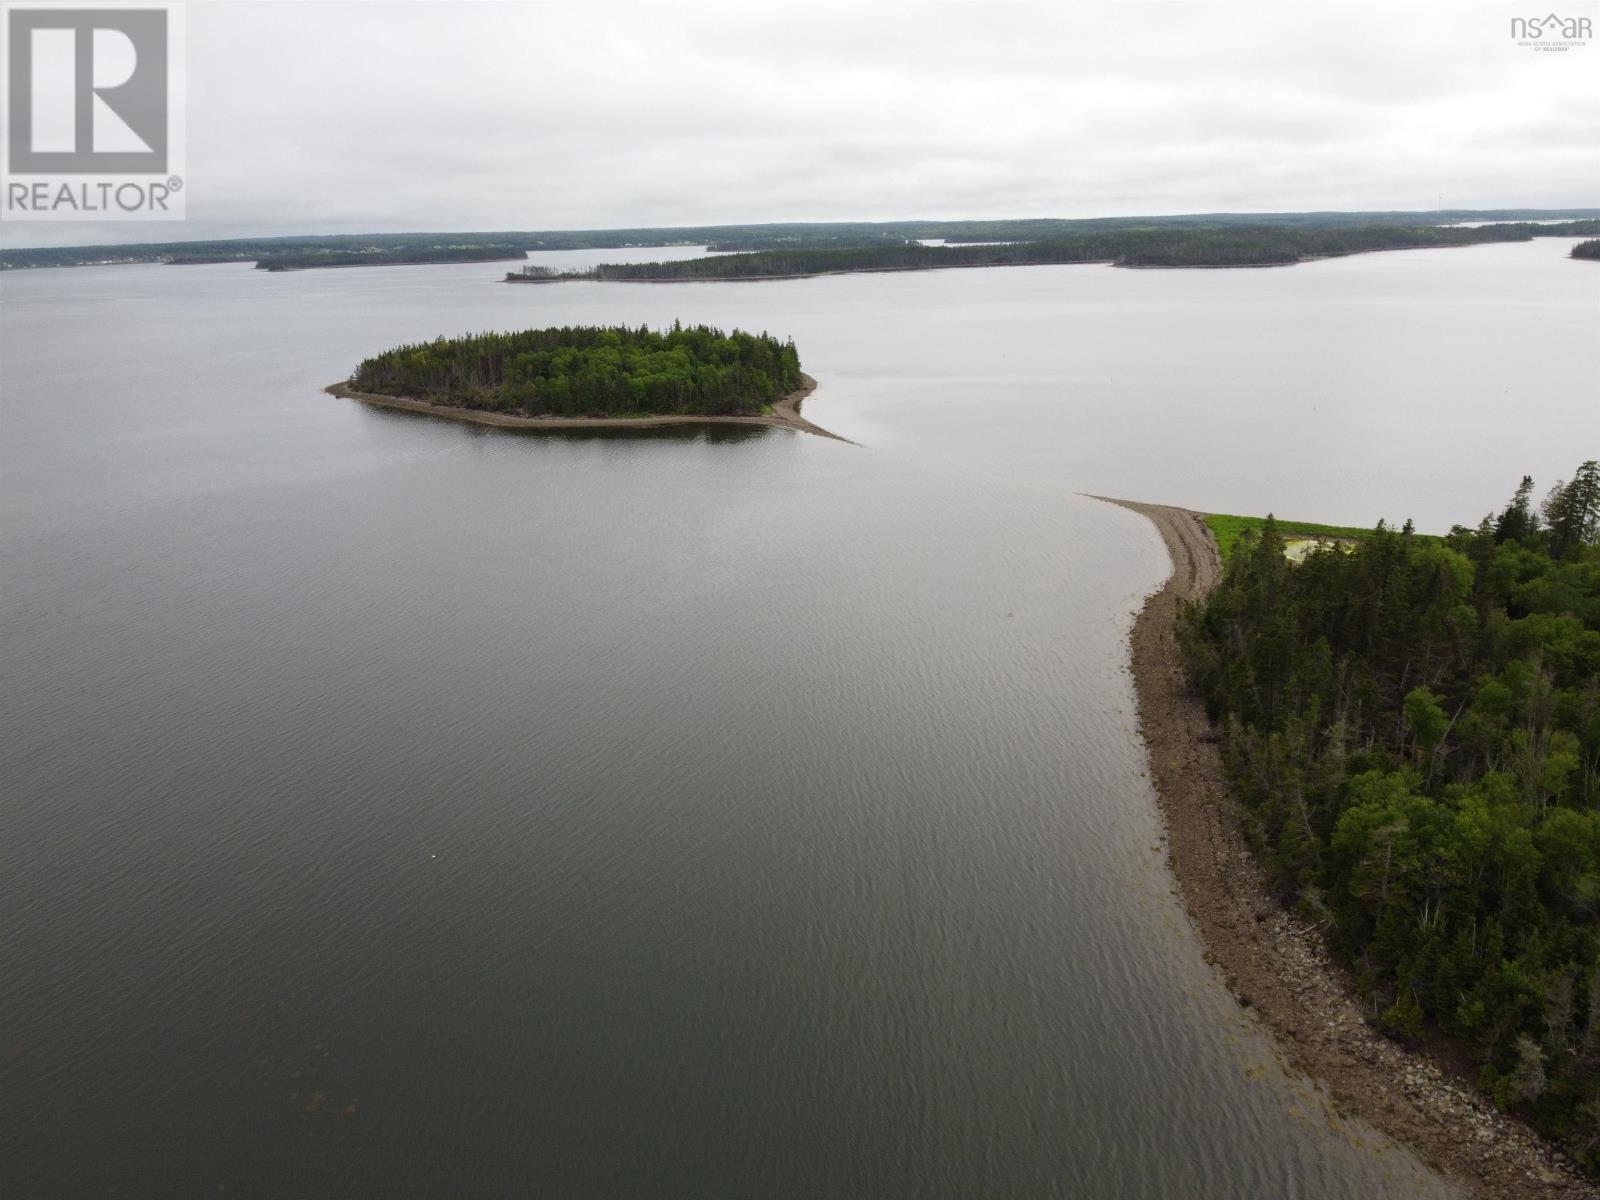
[331, 324, 837, 435]
[1179, 464, 1600, 1178]
[507, 222, 1600, 282]
[1573, 240, 1600, 262]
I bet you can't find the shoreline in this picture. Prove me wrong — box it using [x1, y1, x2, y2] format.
[259, 253, 526, 272]
[1097, 496, 1596, 1200]
[324, 373, 850, 443]
[505, 259, 1303, 285]
[505, 261, 1114, 284]
[503, 238, 1574, 286]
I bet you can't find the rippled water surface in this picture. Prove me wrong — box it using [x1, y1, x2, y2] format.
[3, 241, 1594, 1197]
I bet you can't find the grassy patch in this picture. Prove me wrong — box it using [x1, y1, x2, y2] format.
[1205, 513, 1374, 563]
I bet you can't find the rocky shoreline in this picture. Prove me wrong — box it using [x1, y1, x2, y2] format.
[1098, 497, 1596, 1200]
[325, 373, 849, 442]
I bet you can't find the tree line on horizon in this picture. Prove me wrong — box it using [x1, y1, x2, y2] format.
[506, 222, 1600, 281]
[7, 211, 1599, 271]
[253, 245, 525, 271]
[1180, 462, 1600, 1175]
[349, 324, 802, 418]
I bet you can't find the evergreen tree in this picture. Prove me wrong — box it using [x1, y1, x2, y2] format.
[1495, 475, 1539, 543]
[1180, 463, 1600, 1176]
[1544, 461, 1600, 556]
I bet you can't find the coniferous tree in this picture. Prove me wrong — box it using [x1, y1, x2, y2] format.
[1180, 463, 1600, 1176]
[1495, 475, 1540, 543]
[1544, 461, 1600, 556]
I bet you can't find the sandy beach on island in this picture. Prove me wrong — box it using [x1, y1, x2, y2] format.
[1098, 497, 1597, 1200]
[325, 373, 849, 443]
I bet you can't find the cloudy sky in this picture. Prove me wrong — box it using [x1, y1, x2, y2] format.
[3, 0, 1597, 248]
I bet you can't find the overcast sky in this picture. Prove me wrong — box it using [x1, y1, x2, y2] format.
[3, 0, 1597, 248]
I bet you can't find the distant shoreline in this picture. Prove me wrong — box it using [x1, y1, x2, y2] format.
[1097, 496, 1595, 1200]
[7, 211, 1597, 272]
[259, 253, 527, 272]
[324, 373, 849, 442]
[504, 259, 1309, 284]
[507, 261, 1113, 284]
[507, 235, 1595, 286]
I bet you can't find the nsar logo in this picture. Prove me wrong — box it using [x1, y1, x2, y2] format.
[1510, 12, 1592, 50]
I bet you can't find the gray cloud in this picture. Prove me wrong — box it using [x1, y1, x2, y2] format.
[3, 0, 1596, 248]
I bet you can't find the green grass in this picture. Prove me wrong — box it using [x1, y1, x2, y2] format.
[1205, 513, 1374, 563]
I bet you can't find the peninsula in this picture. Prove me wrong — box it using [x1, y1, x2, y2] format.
[1104, 465, 1600, 1200]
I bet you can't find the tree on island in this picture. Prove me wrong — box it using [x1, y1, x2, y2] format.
[349, 324, 802, 419]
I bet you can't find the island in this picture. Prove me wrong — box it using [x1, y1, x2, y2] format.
[506, 221, 1600, 283]
[327, 324, 844, 440]
[1573, 239, 1600, 261]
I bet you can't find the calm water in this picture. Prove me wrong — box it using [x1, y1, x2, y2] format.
[2, 241, 1593, 1198]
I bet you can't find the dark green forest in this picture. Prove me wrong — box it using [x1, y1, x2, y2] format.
[348, 324, 802, 418]
[704, 231, 917, 252]
[6, 209, 1598, 270]
[1574, 240, 1600, 262]
[508, 222, 1600, 281]
[1180, 463, 1600, 1175]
